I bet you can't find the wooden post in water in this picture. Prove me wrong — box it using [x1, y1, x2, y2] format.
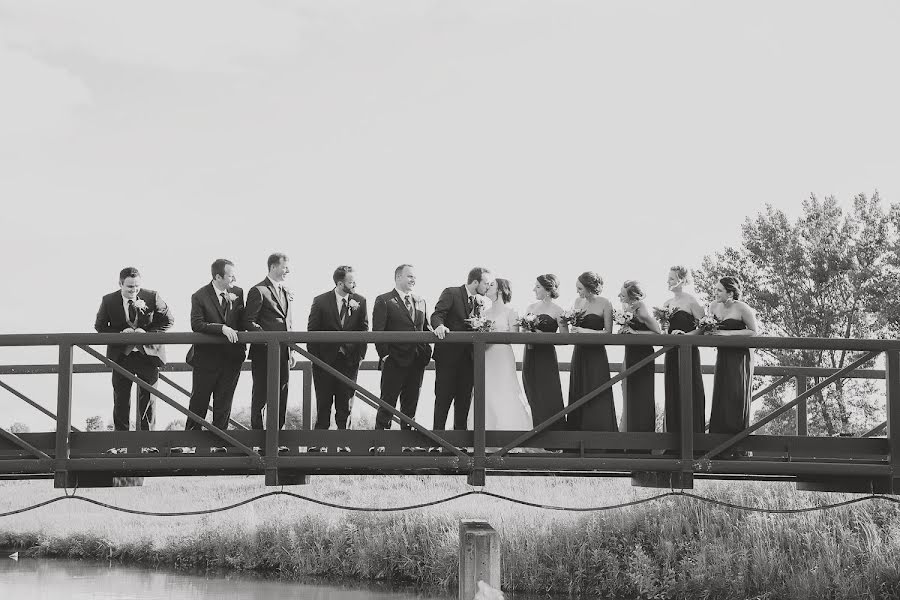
[458, 519, 500, 600]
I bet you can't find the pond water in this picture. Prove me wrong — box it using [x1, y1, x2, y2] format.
[0, 556, 457, 600]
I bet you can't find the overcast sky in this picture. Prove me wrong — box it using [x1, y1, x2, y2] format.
[1, 1, 897, 429]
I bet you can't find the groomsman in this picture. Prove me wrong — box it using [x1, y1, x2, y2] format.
[307, 265, 368, 451]
[371, 264, 433, 450]
[243, 253, 295, 432]
[430, 267, 494, 430]
[184, 259, 246, 446]
[94, 267, 175, 437]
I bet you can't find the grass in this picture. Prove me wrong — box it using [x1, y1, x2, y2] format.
[2, 475, 900, 599]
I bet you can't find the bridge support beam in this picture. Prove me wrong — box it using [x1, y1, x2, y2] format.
[458, 520, 500, 600]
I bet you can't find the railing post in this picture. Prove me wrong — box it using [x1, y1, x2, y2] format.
[458, 519, 500, 600]
[677, 343, 694, 488]
[264, 341, 281, 485]
[886, 351, 900, 494]
[795, 375, 808, 436]
[54, 344, 74, 489]
[468, 341, 486, 486]
[302, 363, 312, 431]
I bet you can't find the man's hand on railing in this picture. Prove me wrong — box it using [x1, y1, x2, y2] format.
[221, 325, 239, 343]
[121, 328, 135, 334]
[134, 328, 146, 334]
[433, 325, 450, 340]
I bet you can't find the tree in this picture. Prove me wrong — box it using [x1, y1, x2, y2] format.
[694, 193, 900, 436]
[9, 422, 30, 434]
[85, 415, 105, 431]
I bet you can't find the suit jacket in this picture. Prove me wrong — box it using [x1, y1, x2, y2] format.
[185, 283, 247, 369]
[430, 285, 481, 362]
[94, 288, 175, 366]
[372, 289, 432, 369]
[243, 277, 293, 358]
[307, 290, 368, 365]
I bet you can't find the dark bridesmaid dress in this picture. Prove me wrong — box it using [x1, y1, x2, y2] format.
[522, 314, 566, 430]
[709, 318, 753, 434]
[664, 310, 706, 433]
[567, 313, 617, 431]
[623, 316, 655, 432]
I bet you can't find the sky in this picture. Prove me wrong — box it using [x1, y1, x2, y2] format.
[1, 0, 898, 430]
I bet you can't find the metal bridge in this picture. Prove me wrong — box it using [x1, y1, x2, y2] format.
[0, 331, 896, 493]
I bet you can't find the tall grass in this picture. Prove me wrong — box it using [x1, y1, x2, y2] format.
[2, 475, 900, 599]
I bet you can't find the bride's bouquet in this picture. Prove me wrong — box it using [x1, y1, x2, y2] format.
[652, 305, 677, 330]
[613, 309, 633, 333]
[558, 308, 585, 328]
[696, 313, 721, 334]
[516, 312, 540, 332]
[465, 316, 495, 332]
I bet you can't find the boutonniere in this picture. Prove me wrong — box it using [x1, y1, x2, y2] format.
[226, 292, 238, 305]
[132, 299, 148, 312]
[284, 288, 294, 302]
[348, 298, 360, 312]
[474, 295, 487, 307]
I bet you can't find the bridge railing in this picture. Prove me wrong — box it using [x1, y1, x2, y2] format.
[0, 332, 896, 491]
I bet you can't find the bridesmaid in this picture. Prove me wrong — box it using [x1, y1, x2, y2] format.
[702, 276, 757, 435]
[521, 274, 567, 431]
[662, 266, 706, 434]
[617, 280, 662, 433]
[567, 272, 617, 432]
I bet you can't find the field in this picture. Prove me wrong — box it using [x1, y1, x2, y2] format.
[2, 474, 900, 599]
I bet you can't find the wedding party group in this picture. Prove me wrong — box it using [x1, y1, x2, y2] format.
[92, 253, 758, 454]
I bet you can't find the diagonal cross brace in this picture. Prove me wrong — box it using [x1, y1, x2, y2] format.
[751, 374, 793, 404]
[288, 343, 466, 459]
[493, 345, 672, 457]
[0, 378, 81, 432]
[77, 345, 262, 462]
[699, 350, 881, 461]
[157, 373, 249, 431]
[0, 425, 52, 460]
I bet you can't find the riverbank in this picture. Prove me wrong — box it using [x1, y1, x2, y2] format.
[2, 475, 899, 599]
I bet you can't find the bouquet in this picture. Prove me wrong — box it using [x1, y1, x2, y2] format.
[558, 309, 585, 328]
[613, 309, 633, 333]
[465, 317, 495, 332]
[696, 314, 721, 334]
[516, 312, 540, 332]
[652, 305, 677, 329]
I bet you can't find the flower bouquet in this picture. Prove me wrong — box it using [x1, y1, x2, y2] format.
[613, 309, 633, 333]
[696, 314, 721, 334]
[652, 305, 677, 330]
[558, 309, 585, 328]
[516, 312, 540, 332]
[465, 316, 495, 332]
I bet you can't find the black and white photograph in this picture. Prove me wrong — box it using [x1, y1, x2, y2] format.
[1, 2, 900, 599]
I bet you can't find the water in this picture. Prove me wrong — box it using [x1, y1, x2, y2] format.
[0, 557, 455, 600]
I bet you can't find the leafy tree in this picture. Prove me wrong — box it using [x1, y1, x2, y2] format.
[694, 193, 900, 436]
[85, 415, 105, 431]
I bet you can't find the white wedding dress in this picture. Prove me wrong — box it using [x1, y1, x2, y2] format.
[483, 303, 533, 431]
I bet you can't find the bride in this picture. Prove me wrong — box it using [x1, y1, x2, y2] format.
[482, 278, 533, 431]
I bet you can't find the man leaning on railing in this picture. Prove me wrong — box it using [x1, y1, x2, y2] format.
[93, 266, 174, 452]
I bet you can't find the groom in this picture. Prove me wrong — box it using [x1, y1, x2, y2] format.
[430, 267, 494, 431]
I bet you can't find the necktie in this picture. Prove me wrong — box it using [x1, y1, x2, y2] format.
[467, 296, 474, 316]
[127, 299, 137, 324]
[340, 297, 348, 326]
[405, 295, 414, 320]
[220, 292, 228, 317]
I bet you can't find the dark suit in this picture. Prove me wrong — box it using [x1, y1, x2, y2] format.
[243, 277, 293, 430]
[185, 284, 246, 431]
[372, 290, 432, 430]
[94, 289, 175, 431]
[430, 285, 480, 430]
[307, 290, 368, 429]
